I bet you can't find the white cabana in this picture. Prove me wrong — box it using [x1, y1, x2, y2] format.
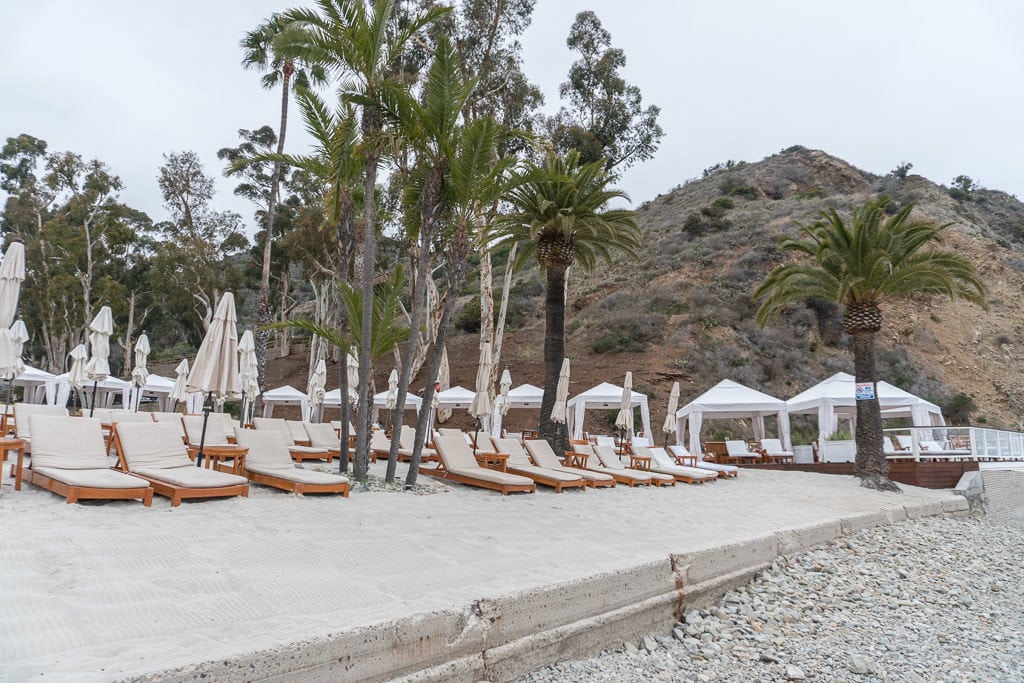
[12, 365, 60, 405]
[490, 383, 545, 436]
[322, 388, 423, 423]
[55, 373, 132, 409]
[130, 374, 178, 412]
[435, 385, 476, 409]
[675, 379, 792, 455]
[260, 384, 311, 420]
[567, 381, 652, 440]
[787, 372, 945, 442]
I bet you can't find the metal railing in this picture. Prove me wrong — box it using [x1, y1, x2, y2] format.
[882, 426, 1024, 462]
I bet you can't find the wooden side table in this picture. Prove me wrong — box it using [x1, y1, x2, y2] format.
[189, 444, 248, 475]
[2, 437, 27, 490]
[629, 455, 652, 471]
[564, 451, 588, 469]
[474, 452, 509, 472]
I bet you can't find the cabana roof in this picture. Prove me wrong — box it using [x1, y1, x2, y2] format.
[787, 372, 942, 416]
[676, 379, 787, 419]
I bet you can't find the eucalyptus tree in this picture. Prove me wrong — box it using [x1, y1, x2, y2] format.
[278, 0, 449, 481]
[498, 151, 640, 456]
[755, 197, 986, 491]
[240, 14, 326, 390]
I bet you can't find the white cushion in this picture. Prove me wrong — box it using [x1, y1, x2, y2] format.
[507, 463, 582, 483]
[524, 440, 562, 468]
[493, 438, 531, 467]
[32, 466, 150, 489]
[116, 422, 193, 469]
[151, 412, 186, 436]
[760, 438, 792, 456]
[593, 445, 627, 470]
[254, 417, 291, 436]
[434, 435, 479, 471]
[29, 416, 107, 469]
[247, 464, 349, 485]
[183, 415, 230, 446]
[289, 445, 329, 455]
[286, 420, 309, 443]
[15, 404, 69, 439]
[641, 447, 718, 480]
[589, 465, 652, 482]
[370, 430, 391, 452]
[133, 465, 247, 488]
[447, 467, 534, 487]
[233, 428, 294, 471]
[698, 461, 738, 474]
[725, 440, 760, 458]
[304, 422, 341, 449]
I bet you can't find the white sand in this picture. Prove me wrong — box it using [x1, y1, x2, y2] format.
[0, 457, 958, 681]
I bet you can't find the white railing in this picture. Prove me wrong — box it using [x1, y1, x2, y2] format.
[882, 426, 1024, 462]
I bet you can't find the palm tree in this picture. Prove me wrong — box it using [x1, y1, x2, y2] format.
[240, 14, 325, 393]
[279, 0, 448, 481]
[755, 197, 986, 491]
[498, 151, 640, 457]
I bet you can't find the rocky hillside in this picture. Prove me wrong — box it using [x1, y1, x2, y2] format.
[276, 146, 1024, 438]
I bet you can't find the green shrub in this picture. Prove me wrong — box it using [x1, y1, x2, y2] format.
[711, 196, 735, 210]
[719, 176, 759, 199]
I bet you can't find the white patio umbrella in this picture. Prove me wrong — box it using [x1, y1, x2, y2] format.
[67, 343, 89, 410]
[237, 330, 258, 426]
[614, 371, 634, 457]
[84, 306, 113, 416]
[0, 241, 26, 329]
[3, 319, 29, 415]
[662, 381, 680, 446]
[346, 348, 359, 405]
[469, 342, 492, 454]
[437, 346, 452, 423]
[497, 368, 512, 416]
[385, 368, 399, 410]
[131, 332, 150, 411]
[169, 358, 189, 407]
[186, 291, 239, 465]
[550, 358, 570, 424]
[307, 357, 327, 421]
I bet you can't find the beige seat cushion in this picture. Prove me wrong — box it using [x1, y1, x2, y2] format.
[132, 465, 247, 488]
[589, 465, 652, 482]
[447, 467, 534, 487]
[116, 422, 193, 470]
[286, 420, 309, 444]
[434, 435, 480, 470]
[246, 464, 349, 485]
[16, 404, 69, 440]
[233, 428, 294, 471]
[29, 416, 108, 469]
[288, 445, 329, 455]
[524, 440, 614, 483]
[370, 430, 391, 452]
[151, 412, 186, 437]
[640, 446, 718, 480]
[32, 466, 150, 489]
[507, 463, 582, 483]
[183, 415, 230, 446]
[253, 417, 291, 437]
[304, 422, 341, 449]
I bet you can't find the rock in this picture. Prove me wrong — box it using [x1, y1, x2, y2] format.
[848, 653, 876, 675]
[673, 627, 687, 642]
[759, 652, 780, 663]
[624, 642, 638, 654]
[642, 635, 658, 652]
[685, 609, 702, 625]
[786, 664, 806, 680]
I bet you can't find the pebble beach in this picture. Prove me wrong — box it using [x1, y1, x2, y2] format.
[520, 515, 1024, 683]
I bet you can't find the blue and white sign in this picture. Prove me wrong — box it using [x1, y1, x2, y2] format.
[855, 382, 875, 401]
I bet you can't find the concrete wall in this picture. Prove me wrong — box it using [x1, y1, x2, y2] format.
[142, 497, 970, 683]
[980, 468, 1024, 524]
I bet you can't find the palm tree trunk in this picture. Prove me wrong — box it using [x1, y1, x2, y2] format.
[256, 63, 293, 395]
[852, 331, 900, 492]
[538, 265, 569, 458]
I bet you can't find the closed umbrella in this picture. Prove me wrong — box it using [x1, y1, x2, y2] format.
[437, 346, 452, 423]
[306, 357, 327, 421]
[0, 241, 26, 328]
[550, 358, 570, 424]
[662, 381, 680, 446]
[169, 358, 189, 407]
[6, 320, 29, 410]
[490, 368, 512, 437]
[615, 371, 634, 458]
[346, 349, 359, 405]
[385, 368, 399, 410]
[186, 291, 239, 466]
[237, 330, 258, 426]
[131, 332, 150, 411]
[68, 343, 88, 411]
[84, 306, 113, 416]
[469, 342, 492, 455]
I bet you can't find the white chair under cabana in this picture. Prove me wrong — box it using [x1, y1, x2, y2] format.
[786, 372, 945, 444]
[260, 384, 311, 420]
[675, 379, 791, 457]
[489, 383, 544, 437]
[567, 381, 652, 440]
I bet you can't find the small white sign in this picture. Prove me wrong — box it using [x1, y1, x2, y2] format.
[855, 382, 875, 401]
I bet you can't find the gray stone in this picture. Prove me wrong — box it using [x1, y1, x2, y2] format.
[848, 653, 876, 675]
[642, 635, 658, 652]
[786, 664, 806, 680]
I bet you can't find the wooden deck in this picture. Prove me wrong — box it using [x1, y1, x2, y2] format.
[742, 460, 979, 489]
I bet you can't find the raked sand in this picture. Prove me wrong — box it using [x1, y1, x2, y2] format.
[0, 457, 961, 681]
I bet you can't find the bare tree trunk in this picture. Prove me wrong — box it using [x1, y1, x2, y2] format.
[278, 276, 291, 358]
[853, 331, 900, 492]
[120, 290, 136, 374]
[491, 242, 517, 380]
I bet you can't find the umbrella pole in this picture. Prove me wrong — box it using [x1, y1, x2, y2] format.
[473, 419, 480, 457]
[4, 376, 13, 433]
[89, 381, 98, 417]
[196, 391, 212, 468]
[239, 391, 246, 428]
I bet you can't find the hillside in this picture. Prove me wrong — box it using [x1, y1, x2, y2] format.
[271, 146, 1024, 439]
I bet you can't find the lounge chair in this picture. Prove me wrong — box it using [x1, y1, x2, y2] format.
[424, 435, 535, 495]
[14, 403, 69, 451]
[572, 443, 652, 487]
[302, 422, 344, 461]
[400, 424, 437, 462]
[491, 437, 586, 493]
[724, 440, 763, 464]
[369, 429, 392, 462]
[17, 415, 153, 506]
[760, 438, 795, 463]
[113, 422, 249, 507]
[233, 428, 350, 496]
[635, 446, 718, 484]
[253, 417, 330, 462]
[522, 439, 616, 488]
[151, 412, 188, 441]
[591, 444, 675, 486]
[668, 444, 738, 478]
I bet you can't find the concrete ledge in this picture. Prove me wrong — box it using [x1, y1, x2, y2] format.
[138, 502, 963, 682]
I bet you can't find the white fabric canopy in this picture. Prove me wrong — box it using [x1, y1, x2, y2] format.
[12, 365, 59, 404]
[260, 384, 311, 420]
[435, 385, 476, 409]
[55, 372, 132, 409]
[675, 379, 792, 454]
[567, 381, 652, 440]
[490, 383, 545, 437]
[786, 372, 945, 442]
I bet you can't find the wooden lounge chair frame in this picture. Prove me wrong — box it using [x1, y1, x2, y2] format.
[16, 451, 153, 506]
[521, 440, 616, 489]
[421, 437, 535, 496]
[491, 438, 586, 493]
[233, 429, 350, 497]
[112, 426, 249, 507]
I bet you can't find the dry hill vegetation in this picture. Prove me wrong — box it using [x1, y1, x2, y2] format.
[275, 147, 1024, 439]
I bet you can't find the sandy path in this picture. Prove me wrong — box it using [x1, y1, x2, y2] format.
[0, 459, 957, 681]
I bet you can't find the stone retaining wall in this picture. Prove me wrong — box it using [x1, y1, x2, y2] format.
[981, 468, 1024, 524]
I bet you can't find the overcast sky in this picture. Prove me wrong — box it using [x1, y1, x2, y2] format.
[2, 1, 1022, 236]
